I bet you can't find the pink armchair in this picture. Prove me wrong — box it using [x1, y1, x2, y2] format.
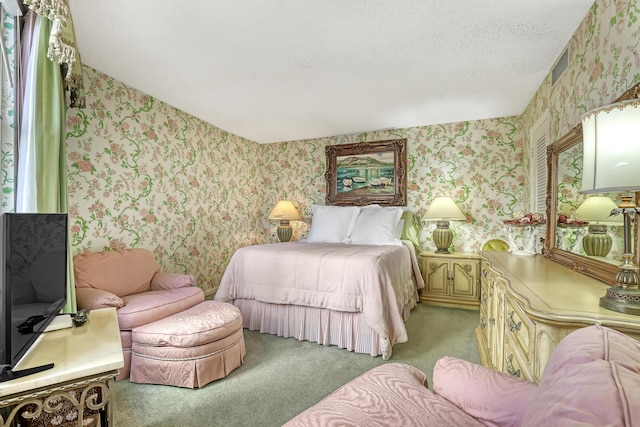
[73, 248, 204, 380]
[285, 324, 640, 426]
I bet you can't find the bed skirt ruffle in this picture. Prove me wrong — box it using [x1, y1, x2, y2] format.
[234, 291, 418, 360]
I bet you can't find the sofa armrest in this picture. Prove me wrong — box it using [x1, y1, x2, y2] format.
[150, 271, 196, 290]
[433, 356, 537, 427]
[75, 287, 124, 310]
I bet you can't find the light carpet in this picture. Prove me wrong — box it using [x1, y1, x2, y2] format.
[113, 304, 480, 426]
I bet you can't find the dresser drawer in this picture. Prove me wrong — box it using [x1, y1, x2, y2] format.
[504, 335, 534, 382]
[480, 281, 489, 310]
[481, 264, 495, 287]
[479, 305, 489, 342]
[505, 296, 535, 365]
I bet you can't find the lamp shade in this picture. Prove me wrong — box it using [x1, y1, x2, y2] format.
[424, 197, 466, 220]
[574, 196, 623, 225]
[268, 200, 304, 221]
[581, 99, 640, 194]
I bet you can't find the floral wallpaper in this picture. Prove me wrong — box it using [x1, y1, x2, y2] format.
[542, 0, 640, 140]
[260, 118, 526, 254]
[520, 0, 640, 263]
[65, 72, 265, 294]
[1, 0, 637, 295]
[65, 66, 525, 294]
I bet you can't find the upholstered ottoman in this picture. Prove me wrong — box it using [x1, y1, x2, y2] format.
[129, 300, 246, 388]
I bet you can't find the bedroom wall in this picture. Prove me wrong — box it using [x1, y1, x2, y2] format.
[263, 0, 640, 254]
[521, 0, 640, 143]
[66, 68, 525, 293]
[65, 69, 265, 292]
[259, 119, 525, 253]
[518, 0, 640, 257]
[63, 0, 639, 294]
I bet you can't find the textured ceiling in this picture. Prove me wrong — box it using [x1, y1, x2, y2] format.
[68, 0, 594, 144]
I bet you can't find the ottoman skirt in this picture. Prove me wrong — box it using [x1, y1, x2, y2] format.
[130, 301, 246, 388]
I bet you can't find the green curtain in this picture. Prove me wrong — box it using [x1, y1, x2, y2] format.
[19, 14, 76, 313]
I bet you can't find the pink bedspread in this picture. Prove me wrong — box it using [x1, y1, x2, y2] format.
[215, 241, 424, 345]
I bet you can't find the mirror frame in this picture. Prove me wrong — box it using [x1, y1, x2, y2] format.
[544, 83, 640, 285]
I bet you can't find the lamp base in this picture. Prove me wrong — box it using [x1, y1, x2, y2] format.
[600, 287, 640, 315]
[432, 221, 453, 254]
[599, 253, 640, 316]
[276, 221, 293, 242]
[583, 225, 612, 257]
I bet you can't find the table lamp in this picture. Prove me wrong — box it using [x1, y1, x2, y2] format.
[574, 196, 623, 257]
[424, 196, 466, 254]
[581, 98, 640, 315]
[268, 200, 304, 242]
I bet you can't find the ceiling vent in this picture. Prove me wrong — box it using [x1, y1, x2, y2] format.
[552, 48, 569, 86]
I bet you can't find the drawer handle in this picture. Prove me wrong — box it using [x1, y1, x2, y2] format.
[506, 354, 521, 378]
[508, 311, 522, 332]
[489, 317, 495, 325]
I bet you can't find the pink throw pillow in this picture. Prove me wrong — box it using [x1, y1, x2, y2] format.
[150, 271, 196, 290]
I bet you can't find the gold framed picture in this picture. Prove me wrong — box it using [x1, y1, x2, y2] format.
[325, 138, 407, 206]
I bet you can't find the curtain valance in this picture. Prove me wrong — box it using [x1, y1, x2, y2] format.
[23, 0, 85, 107]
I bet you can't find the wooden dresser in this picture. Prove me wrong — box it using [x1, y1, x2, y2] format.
[476, 251, 640, 383]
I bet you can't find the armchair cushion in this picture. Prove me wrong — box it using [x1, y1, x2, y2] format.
[433, 356, 536, 427]
[117, 287, 204, 330]
[75, 287, 124, 310]
[74, 248, 159, 297]
[541, 323, 640, 376]
[521, 325, 640, 427]
[151, 271, 196, 290]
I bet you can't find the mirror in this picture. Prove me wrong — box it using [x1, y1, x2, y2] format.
[545, 84, 640, 285]
[555, 142, 626, 263]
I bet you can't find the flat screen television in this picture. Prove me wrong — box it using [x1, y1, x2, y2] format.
[0, 213, 68, 382]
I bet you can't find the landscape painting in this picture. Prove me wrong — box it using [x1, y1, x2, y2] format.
[325, 139, 407, 206]
[337, 152, 395, 195]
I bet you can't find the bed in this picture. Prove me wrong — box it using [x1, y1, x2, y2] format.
[214, 205, 424, 359]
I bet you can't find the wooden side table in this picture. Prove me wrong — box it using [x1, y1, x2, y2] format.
[0, 308, 124, 427]
[418, 252, 481, 310]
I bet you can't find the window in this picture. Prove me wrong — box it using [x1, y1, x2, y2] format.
[530, 112, 551, 214]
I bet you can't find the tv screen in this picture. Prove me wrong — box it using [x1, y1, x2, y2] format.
[0, 213, 68, 381]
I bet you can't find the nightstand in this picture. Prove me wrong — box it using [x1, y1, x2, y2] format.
[418, 252, 481, 310]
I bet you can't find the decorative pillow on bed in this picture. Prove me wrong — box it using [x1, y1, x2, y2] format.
[350, 205, 404, 245]
[307, 205, 361, 243]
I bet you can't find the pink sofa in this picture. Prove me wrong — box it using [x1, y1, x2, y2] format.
[73, 248, 205, 380]
[285, 324, 640, 426]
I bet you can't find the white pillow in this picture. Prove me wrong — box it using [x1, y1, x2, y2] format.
[307, 205, 361, 243]
[350, 206, 404, 245]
